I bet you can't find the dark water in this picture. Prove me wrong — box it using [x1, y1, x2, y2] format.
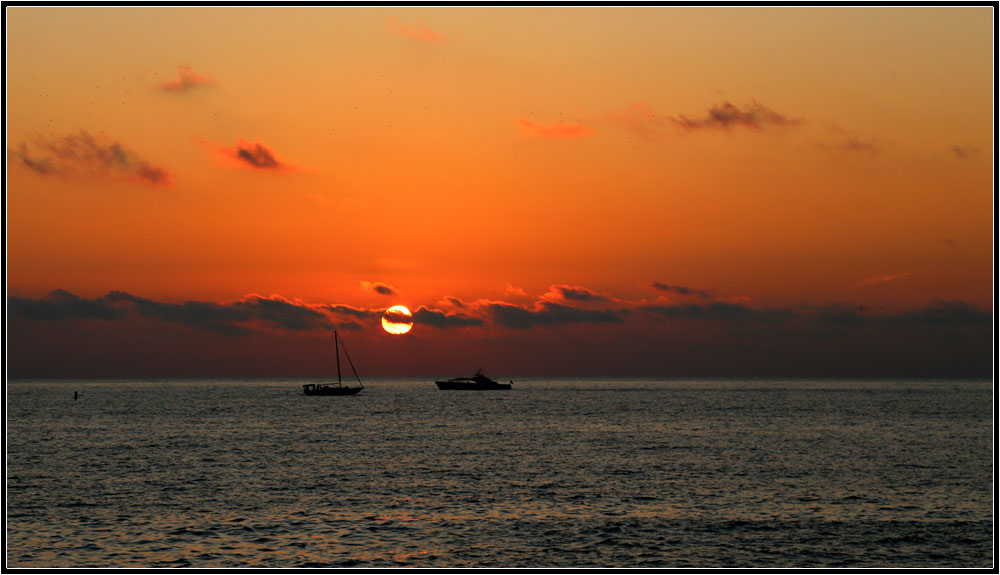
[5, 378, 994, 568]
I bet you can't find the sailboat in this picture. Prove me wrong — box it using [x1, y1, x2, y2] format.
[303, 330, 364, 396]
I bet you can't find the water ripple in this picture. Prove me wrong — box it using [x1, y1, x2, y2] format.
[5, 378, 993, 567]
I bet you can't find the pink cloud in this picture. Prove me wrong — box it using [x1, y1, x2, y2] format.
[849, 273, 910, 290]
[516, 119, 594, 139]
[386, 18, 445, 43]
[500, 283, 528, 298]
[159, 65, 215, 93]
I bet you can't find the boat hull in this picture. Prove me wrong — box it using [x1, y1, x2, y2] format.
[435, 381, 512, 390]
[303, 384, 363, 396]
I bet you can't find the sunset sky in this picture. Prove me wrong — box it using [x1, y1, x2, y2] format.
[6, 6, 994, 378]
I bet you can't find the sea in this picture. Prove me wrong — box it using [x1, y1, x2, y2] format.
[4, 378, 994, 568]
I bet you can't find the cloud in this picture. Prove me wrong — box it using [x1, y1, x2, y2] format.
[651, 281, 713, 299]
[849, 273, 910, 290]
[104, 291, 257, 335]
[10, 289, 990, 345]
[158, 65, 214, 93]
[386, 18, 445, 43]
[895, 300, 991, 326]
[232, 294, 338, 331]
[13, 131, 172, 186]
[816, 125, 882, 155]
[9, 290, 353, 336]
[14, 144, 58, 175]
[949, 145, 980, 160]
[324, 304, 379, 320]
[361, 281, 399, 296]
[485, 300, 627, 329]
[438, 296, 466, 308]
[542, 284, 613, 303]
[638, 299, 991, 330]
[630, 300, 990, 378]
[413, 306, 483, 328]
[235, 141, 286, 169]
[8, 290, 991, 378]
[203, 138, 296, 171]
[382, 306, 413, 325]
[837, 137, 880, 153]
[672, 101, 801, 132]
[516, 119, 594, 139]
[500, 284, 528, 298]
[107, 292, 337, 335]
[8, 289, 126, 321]
[641, 301, 788, 323]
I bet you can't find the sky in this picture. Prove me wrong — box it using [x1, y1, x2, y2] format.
[5, 6, 995, 378]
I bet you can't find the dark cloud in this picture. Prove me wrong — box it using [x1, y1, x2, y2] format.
[200, 138, 295, 171]
[158, 65, 214, 93]
[134, 164, 171, 184]
[629, 300, 991, 377]
[413, 306, 483, 328]
[382, 307, 413, 325]
[673, 101, 801, 132]
[894, 300, 991, 327]
[236, 142, 282, 169]
[105, 291, 254, 335]
[106, 292, 336, 334]
[10, 290, 340, 336]
[642, 301, 788, 323]
[325, 304, 379, 319]
[487, 301, 626, 329]
[640, 300, 991, 329]
[838, 137, 880, 153]
[949, 145, 980, 160]
[13, 131, 171, 185]
[361, 281, 399, 296]
[15, 144, 58, 175]
[807, 304, 869, 326]
[233, 295, 335, 332]
[7, 291, 991, 378]
[9, 289, 126, 321]
[651, 281, 713, 299]
[549, 285, 611, 302]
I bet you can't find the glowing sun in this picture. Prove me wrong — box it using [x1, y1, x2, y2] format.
[382, 305, 413, 335]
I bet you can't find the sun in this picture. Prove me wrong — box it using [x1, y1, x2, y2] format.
[381, 305, 413, 335]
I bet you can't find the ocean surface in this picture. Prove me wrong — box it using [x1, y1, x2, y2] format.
[5, 378, 994, 568]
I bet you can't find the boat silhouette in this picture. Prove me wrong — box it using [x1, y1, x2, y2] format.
[303, 330, 364, 396]
[435, 369, 512, 390]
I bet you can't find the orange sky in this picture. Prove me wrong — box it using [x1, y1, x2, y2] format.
[5, 7, 995, 377]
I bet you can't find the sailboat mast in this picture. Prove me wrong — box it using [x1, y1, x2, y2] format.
[339, 337, 364, 387]
[335, 330, 342, 384]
